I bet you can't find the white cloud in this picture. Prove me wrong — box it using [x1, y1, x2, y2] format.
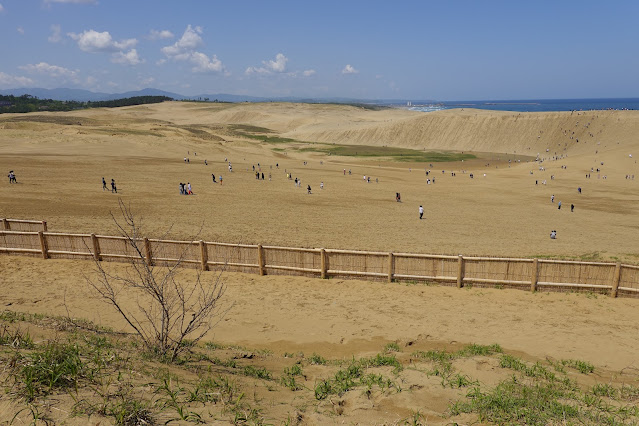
[20, 62, 78, 78]
[161, 25, 202, 57]
[148, 29, 174, 40]
[140, 77, 155, 86]
[0, 72, 34, 87]
[44, 0, 98, 4]
[160, 25, 226, 74]
[0, 4, 5, 12]
[17, 27, 24, 35]
[246, 53, 288, 75]
[111, 49, 143, 66]
[68, 29, 137, 53]
[190, 52, 223, 73]
[342, 64, 358, 74]
[302, 69, 316, 77]
[156, 59, 167, 66]
[48, 25, 62, 43]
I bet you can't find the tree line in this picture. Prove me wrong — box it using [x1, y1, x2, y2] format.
[0, 94, 173, 114]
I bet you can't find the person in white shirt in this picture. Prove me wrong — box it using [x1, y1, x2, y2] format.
[419, 205, 424, 220]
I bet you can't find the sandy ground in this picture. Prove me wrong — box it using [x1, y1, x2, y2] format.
[1, 255, 638, 373]
[0, 102, 638, 261]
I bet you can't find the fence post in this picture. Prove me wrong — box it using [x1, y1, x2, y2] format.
[610, 262, 621, 298]
[199, 240, 208, 271]
[457, 255, 464, 288]
[530, 258, 538, 292]
[320, 248, 327, 279]
[2, 219, 9, 230]
[91, 233, 101, 261]
[42, 221, 47, 232]
[38, 231, 48, 259]
[257, 244, 265, 276]
[144, 238, 153, 265]
[388, 252, 394, 283]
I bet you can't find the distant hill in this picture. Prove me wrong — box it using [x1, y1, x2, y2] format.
[0, 87, 416, 105]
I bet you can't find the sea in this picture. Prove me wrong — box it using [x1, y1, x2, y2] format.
[401, 98, 639, 113]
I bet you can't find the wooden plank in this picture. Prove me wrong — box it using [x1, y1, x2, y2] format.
[393, 273, 456, 281]
[463, 277, 530, 286]
[611, 262, 622, 298]
[42, 221, 47, 232]
[325, 249, 388, 256]
[531, 258, 538, 292]
[538, 259, 614, 267]
[199, 240, 208, 271]
[266, 265, 321, 273]
[91, 233, 101, 261]
[388, 252, 394, 283]
[320, 248, 326, 279]
[257, 244, 265, 276]
[457, 255, 464, 288]
[7, 219, 43, 224]
[262, 245, 321, 253]
[618, 287, 639, 293]
[537, 282, 611, 290]
[152, 257, 200, 264]
[42, 232, 92, 237]
[144, 238, 153, 266]
[206, 261, 259, 268]
[47, 250, 94, 257]
[621, 264, 639, 271]
[393, 253, 457, 260]
[326, 269, 387, 278]
[0, 247, 41, 254]
[38, 231, 48, 259]
[465, 256, 534, 262]
[2, 219, 9, 230]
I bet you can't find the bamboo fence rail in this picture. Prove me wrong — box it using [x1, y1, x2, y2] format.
[1, 228, 638, 298]
[1, 218, 47, 232]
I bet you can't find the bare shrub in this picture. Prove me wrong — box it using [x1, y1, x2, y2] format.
[86, 200, 228, 362]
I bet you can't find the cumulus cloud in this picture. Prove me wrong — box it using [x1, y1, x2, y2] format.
[161, 25, 226, 74]
[302, 69, 316, 77]
[342, 64, 358, 74]
[0, 72, 34, 87]
[111, 49, 143, 66]
[68, 29, 137, 53]
[48, 24, 62, 43]
[147, 29, 174, 40]
[161, 25, 203, 58]
[246, 53, 288, 75]
[20, 62, 78, 78]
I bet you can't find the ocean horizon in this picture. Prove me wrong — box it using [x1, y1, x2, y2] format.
[401, 97, 639, 113]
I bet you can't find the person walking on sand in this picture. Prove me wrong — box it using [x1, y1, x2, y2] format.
[219, 175, 223, 185]
[187, 182, 193, 195]
[571, 204, 574, 212]
[320, 181, 324, 189]
[551, 194, 555, 203]
[307, 184, 312, 194]
[419, 205, 424, 220]
[102, 177, 107, 190]
[111, 179, 117, 193]
[558, 201, 562, 210]
[212, 174, 216, 183]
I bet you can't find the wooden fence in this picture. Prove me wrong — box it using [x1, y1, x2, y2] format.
[1, 218, 47, 232]
[0, 228, 638, 298]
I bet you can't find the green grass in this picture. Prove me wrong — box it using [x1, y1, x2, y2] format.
[299, 144, 475, 162]
[383, 342, 401, 353]
[308, 353, 328, 365]
[242, 365, 272, 380]
[561, 359, 595, 374]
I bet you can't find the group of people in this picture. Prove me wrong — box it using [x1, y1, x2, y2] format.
[102, 177, 117, 193]
[7, 171, 16, 183]
[179, 182, 193, 195]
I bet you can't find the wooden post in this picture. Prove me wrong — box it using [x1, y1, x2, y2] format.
[530, 258, 538, 292]
[91, 233, 101, 261]
[257, 244, 265, 276]
[2, 218, 9, 230]
[42, 221, 48, 232]
[199, 240, 208, 271]
[320, 248, 327, 279]
[457, 255, 464, 288]
[388, 252, 394, 283]
[144, 238, 153, 265]
[611, 262, 622, 298]
[38, 231, 48, 259]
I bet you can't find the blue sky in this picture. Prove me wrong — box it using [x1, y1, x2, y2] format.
[0, 0, 637, 100]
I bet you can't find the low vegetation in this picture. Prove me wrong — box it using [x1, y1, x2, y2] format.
[1, 312, 638, 424]
[0, 94, 172, 114]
